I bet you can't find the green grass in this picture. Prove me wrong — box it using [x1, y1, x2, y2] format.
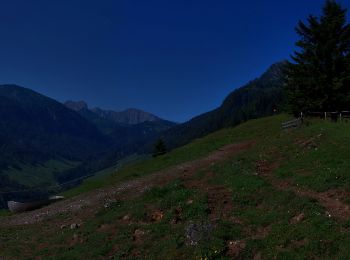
[64, 114, 290, 197]
[90, 154, 149, 180]
[2, 159, 80, 187]
[0, 181, 243, 259]
[267, 119, 350, 192]
[0, 209, 11, 217]
[3, 114, 350, 258]
[62, 154, 148, 198]
[209, 155, 350, 259]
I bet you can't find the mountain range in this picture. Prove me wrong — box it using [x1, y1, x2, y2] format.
[64, 100, 174, 134]
[65, 100, 164, 125]
[0, 61, 286, 208]
[0, 86, 175, 201]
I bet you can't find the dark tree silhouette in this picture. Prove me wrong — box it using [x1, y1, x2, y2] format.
[286, 0, 350, 113]
[153, 138, 167, 157]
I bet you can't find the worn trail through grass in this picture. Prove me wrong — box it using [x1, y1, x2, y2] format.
[3, 115, 350, 258]
[0, 140, 255, 227]
[256, 159, 350, 222]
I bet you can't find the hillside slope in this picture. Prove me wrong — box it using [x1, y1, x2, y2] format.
[0, 86, 176, 205]
[2, 115, 350, 258]
[162, 62, 286, 149]
[0, 85, 112, 194]
[0, 85, 110, 165]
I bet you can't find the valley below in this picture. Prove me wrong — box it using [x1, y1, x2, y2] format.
[1, 0, 350, 259]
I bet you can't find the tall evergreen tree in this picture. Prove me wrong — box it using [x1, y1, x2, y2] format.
[286, 0, 350, 113]
[153, 138, 167, 157]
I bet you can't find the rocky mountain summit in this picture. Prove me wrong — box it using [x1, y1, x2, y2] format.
[64, 101, 163, 125]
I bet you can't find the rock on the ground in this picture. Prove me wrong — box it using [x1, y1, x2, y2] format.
[151, 210, 164, 222]
[133, 229, 145, 241]
[227, 240, 246, 258]
[70, 223, 80, 230]
[185, 222, 213, 246]
[290, 213, 305, 224]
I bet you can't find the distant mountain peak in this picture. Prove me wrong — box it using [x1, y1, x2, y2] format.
[64, 101, 163, 125]
[262, 61, 287, 80]
[64, 100, 88, 112]
[90, 107, 162, 125]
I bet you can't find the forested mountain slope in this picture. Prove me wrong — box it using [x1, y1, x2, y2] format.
[162, 62, 286, 148]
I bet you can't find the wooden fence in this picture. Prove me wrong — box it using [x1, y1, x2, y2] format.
[282, 118, 303, 129]
[303, 111, 350, 121]
[282, 110, 350, 130]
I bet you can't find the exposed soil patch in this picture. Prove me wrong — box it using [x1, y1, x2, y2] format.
[133, 229, 146, 243]
[69, 233, 84, 247]
[256, 160, 350, 222]
[184, 173, 234, 222]
[0, 140, 255, 227]
[290, 213, 305, 225]
[276, 238, 309, 253]
[226, 240, 246, 258]
[250, 225, 272, 240]
[296, 134, 323, 150]
[97, 224, 115, 233]
[181, 166, 270, 258]
[150, 210, 164, 222]
[295, 189, 350, 221]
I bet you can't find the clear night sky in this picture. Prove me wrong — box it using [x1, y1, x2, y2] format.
[0, 0, 349, 122]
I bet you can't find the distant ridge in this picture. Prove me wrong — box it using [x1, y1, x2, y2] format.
[0, 85, 176, 206]
[0, 84, 109, 164]
[64, 100, 88, 111]
[64, 101, 163, 125]
[91, 107, 162, 125]
[0, 84, 111, 196]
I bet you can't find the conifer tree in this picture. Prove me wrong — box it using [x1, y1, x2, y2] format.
[153, 138, 167, 157]
[286, 0, 350, 113]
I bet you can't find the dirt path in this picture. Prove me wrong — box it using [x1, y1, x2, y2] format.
[256, 160, 350, 221]
[183, 171, 234, 222]
[0, 140, 255, 227]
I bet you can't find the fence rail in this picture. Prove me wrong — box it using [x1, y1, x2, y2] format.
[282, 118, 302, 129]
[304, 111, 350, 120]
[281, 110, 350, 130]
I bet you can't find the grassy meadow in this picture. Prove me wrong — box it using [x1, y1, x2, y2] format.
[2, 114, 350, 259]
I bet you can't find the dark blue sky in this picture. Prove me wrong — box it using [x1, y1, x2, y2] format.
[0, 0, 349, 122]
